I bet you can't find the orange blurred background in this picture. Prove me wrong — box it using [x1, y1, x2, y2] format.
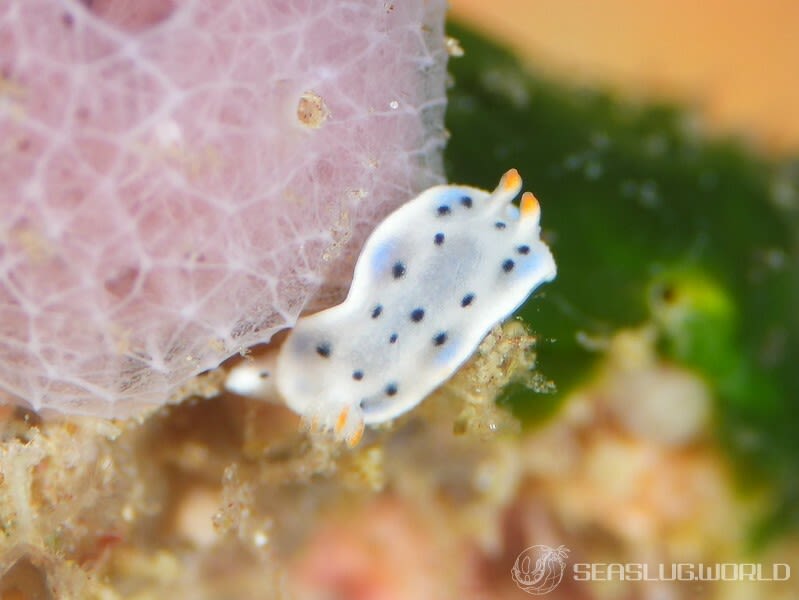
[449, 0, 799, 154]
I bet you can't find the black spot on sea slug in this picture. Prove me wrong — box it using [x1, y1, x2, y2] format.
[410, 308, 425, 322]
[371, 304, 383, 318]
[461, 293, 475, 307]
[316, 342, 331, 358]
[434, 232, 445, 245]
[392, 262, 406, 279]
[433, 332, 447, 346]
[385, 383, 398, 396]
[517, 245, 530, 255]
[495, 221, 507, 230]
[460, 195, 472, 208]
[389, 333, 398, 344]
[352, 370, 364, 381]
[502, 259, 515, 273]
[437, 205, 451, 216]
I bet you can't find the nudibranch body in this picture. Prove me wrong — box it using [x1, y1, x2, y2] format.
[227, 170, 556, 445]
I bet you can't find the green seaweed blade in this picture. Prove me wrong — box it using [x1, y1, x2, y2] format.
[444, 22, 799, 541]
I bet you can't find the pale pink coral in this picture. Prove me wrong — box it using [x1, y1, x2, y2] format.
[0, 0, 448, 416]
[289, 499, 465, 600]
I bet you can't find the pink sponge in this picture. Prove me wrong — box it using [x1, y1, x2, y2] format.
[0, 0, 448, 416]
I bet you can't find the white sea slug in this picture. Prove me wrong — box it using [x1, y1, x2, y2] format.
[226, 170, 556, 445]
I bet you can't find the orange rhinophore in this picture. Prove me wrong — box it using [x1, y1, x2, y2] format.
[520, 191, 541, 219]
[501, 168, 521, 192]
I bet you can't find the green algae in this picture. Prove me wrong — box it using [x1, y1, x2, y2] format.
[444, 22, 799, 541]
